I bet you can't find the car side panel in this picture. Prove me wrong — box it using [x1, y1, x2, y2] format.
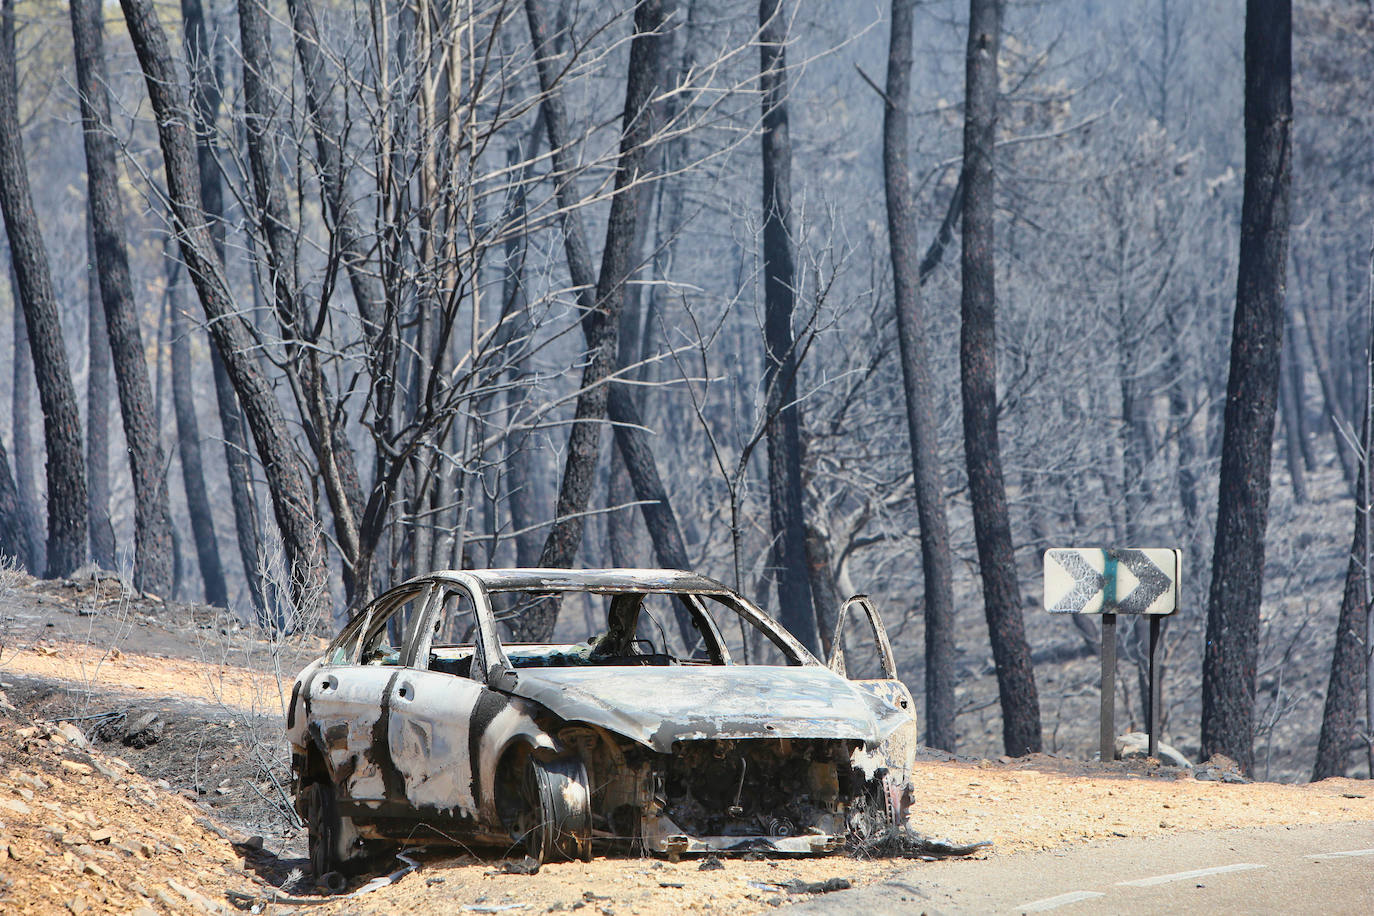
[385, 669, 486, 817]
[302, 664, 398, 803]
[851, 677, 918, 788]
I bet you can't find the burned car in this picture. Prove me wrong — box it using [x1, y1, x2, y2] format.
[286, 569, 916, 875]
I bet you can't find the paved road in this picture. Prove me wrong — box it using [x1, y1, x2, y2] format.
[789, 821, 1374, 915]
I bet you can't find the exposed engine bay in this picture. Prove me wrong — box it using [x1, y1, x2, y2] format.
[562, 731, 899, 856]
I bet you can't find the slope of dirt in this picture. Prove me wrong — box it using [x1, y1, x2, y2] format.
[0, 571, 1370, 914]
[0, 699, 263, 914]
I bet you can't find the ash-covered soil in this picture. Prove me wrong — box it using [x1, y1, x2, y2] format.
[0, 569, 1370, 914]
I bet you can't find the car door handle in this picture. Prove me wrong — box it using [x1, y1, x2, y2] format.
[318, 675, 338, 693]
[395, 681, 415, 703]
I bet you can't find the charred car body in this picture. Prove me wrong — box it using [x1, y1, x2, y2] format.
[286, 569, 915, 874]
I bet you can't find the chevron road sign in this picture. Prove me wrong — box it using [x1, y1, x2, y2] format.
[1043, 548, 1181, 616]
[1044, 546, 1182, 763]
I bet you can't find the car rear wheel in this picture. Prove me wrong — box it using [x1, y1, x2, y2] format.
[521, 756, 592, 863]
[303, 780, 364, 886]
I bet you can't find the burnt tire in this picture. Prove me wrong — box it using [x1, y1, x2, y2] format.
[849, 773, 900, 843]
[303, 780, 365, 885]
[521, 756, 592, 863]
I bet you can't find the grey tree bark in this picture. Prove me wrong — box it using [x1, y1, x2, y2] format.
[1283, 311, 1315, 472]
[759, 0, 821, 657]
[1165, 311, 1200, 529]
[7, 262, 42, 572]
[168, 258, 228, 608]
[1200, 0, 1291, 774]
[120, 0, 328, 620]
[283, 0, 384, 337]
[237, 0, 365, 601]
[518, 0, 665, 623]
[0, 0, 88, 578]
[1279, 333, 1307, 504]
[1312, 409, 1369, 780]
[518, 0, 697, 647]
[884, 0, 958, 750]
[959, 0, 1041, 756]
[71, 0, 175, 597]
[84, 217, 116, 569]
[179, 0, 268, 614]
[0, 437, 25, 565]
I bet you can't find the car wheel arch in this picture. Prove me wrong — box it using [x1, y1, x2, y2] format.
[297, 724, 333, 783]
[473, 696, 558, 823]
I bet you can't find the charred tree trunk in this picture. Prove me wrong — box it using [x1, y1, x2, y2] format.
[1312, 410, 1369, 780]
[1284, 311, 1315, 472]
[284, 0, 384, 336]
[7, 263, 42, 572]
[610, 3, 681, 572]
[884, 0, 958, 751]
[0, 438, 24, 564]
[1313, 240, 1374, 781]
[0, 0, 87, 577]
[121, 0, 328, 619]
[500, 146, 544, 570]
[84, 217, 115, 569]
[238, 0, 364, 599]
[523, 0, 626, 576]
[1200, 0, 1291, 774]
[608, 190, 656, 570]
[520, 0, 664, 615]
[169, 260, 228, 607]
[180, 0, 267, 614]
[281, 0, 384, 600]
[211, 352, 266, 608]
[607, 385, 695, 583]
[1120, 373, 1151, 542]
[959, 0, 1041, 757]
[72, 0, 174, 597]
[1279, 331, 1307, 503]
[1301, 289, 1358, 491]
[802, 519, 841, 657]
[521, 0, 696, 646]
[758, 0, 820, 656]
[1165, 313, 1199, 529]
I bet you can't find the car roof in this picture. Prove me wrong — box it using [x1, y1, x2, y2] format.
[421, 567, 734, 594]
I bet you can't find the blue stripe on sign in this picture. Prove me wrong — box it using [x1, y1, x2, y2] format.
[1102, 550, 1118, 610]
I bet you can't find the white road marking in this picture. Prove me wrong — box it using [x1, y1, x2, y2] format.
[1014, 890, 1106, 912]
[1115, 863, 1266, 887]
[1304, 848, 1374, 860]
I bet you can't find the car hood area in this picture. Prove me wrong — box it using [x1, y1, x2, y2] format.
[503, 664, 896, 753]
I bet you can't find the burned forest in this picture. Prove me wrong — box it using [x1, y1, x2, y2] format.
[3, 0, 1374, 801]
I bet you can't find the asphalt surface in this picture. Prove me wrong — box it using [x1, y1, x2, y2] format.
[788, 820, 1374, 915]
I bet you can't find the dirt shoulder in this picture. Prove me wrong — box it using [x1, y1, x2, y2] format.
[304, 757, 1371, 916]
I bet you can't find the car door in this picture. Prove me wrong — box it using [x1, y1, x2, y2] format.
[304, 583, 436, 803]
[827, 595, 917, 789]
[383, 583, 488, 820]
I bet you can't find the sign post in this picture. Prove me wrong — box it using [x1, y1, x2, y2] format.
[1044, 548, 1181, 763]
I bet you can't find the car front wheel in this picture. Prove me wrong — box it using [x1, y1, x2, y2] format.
[521, 756, 593, 863]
